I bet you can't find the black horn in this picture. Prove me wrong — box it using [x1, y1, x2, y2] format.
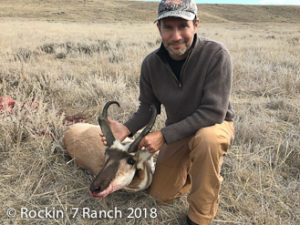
[127, 105, 157, 153]
[98, 101, 120, 147]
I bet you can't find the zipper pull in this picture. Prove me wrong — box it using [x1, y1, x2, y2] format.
[178, 82, 182, 88]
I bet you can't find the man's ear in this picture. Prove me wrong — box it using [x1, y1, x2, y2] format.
[194, 18, 199, 32]
[156, 22, 162, 34]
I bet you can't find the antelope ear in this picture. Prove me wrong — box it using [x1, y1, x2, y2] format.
[135, 150, 153, 170]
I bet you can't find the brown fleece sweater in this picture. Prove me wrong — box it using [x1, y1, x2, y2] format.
[124, 34, 234, 144]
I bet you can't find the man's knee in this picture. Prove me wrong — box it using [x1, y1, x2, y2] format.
[148, 162, 191, 204]
[189, 125, 220, 156]
[149, 184, 190, 204]
[148, 189, 173, 204]
[189, 123, 233, 156]
[195, 126, 219, 146]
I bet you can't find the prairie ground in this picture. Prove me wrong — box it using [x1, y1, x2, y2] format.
[0, 1, 299, 225]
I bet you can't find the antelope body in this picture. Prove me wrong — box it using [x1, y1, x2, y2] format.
[63, 101, 157, 198]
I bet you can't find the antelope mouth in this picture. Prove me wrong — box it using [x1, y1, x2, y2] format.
[90, 183, 122, 198]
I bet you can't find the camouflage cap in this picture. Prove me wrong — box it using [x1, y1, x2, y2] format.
[155, 0, 198, 22]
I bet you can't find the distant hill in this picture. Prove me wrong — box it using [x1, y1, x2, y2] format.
[197, 4, 300, 23]
[0, 0, 299, 23]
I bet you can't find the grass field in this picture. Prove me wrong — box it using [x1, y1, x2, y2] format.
[0, 0, 299, 224]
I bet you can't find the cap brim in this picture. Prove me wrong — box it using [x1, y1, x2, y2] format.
[154, 11, 195, 23]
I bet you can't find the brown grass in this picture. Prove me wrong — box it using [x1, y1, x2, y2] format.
[1, 0, 300, 23]
[0, 1, 300, 225]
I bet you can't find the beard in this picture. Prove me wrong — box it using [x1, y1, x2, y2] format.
[164, 40, 192, 59]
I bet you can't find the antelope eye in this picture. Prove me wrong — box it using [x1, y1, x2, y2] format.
[127, 157, 136, 166]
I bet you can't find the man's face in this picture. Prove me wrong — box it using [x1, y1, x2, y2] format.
[157, 17, 199, 60]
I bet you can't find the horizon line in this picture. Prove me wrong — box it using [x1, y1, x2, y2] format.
[132, 0, 300, 6]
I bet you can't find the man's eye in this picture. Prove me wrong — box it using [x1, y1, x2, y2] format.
[179, 24, 188, 29]
[164, 26, 172, 30]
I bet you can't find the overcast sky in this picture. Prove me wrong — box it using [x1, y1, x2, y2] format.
[141, 0, 300, 5]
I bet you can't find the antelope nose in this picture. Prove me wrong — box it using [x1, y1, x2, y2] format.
[90, 186, 101, 194]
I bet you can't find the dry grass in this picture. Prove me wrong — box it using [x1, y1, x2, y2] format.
[1, 1, 300, 225]
[1, 0, 300, 23]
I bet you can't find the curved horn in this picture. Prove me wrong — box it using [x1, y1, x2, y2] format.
[98, 101, 120, 147]
[127, 104, 157, 153]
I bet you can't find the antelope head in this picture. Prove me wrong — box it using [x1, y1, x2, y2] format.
[90, 101, 157, 198]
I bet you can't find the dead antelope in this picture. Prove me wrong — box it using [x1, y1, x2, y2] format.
[63, 101, 157, 198]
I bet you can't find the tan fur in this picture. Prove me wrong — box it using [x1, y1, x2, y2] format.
[63, 123, 105, 175]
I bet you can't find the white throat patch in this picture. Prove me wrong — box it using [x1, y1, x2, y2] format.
[111, 140, 127, 151]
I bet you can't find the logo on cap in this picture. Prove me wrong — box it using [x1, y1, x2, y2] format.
[159, 0, 185, 13]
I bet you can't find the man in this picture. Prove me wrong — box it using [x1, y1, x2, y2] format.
[101, 0, 235, 224]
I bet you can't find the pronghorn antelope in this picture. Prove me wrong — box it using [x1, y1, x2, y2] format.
[63, 101, 157, 198]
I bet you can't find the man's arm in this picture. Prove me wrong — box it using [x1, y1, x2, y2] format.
[124, 59, 161, 136]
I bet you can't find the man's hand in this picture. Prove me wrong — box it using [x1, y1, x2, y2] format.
[100, 117, 131, 146]
[138, 130, 165, 153]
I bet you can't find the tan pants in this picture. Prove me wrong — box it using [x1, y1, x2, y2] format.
[149, 121, 235, 225]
